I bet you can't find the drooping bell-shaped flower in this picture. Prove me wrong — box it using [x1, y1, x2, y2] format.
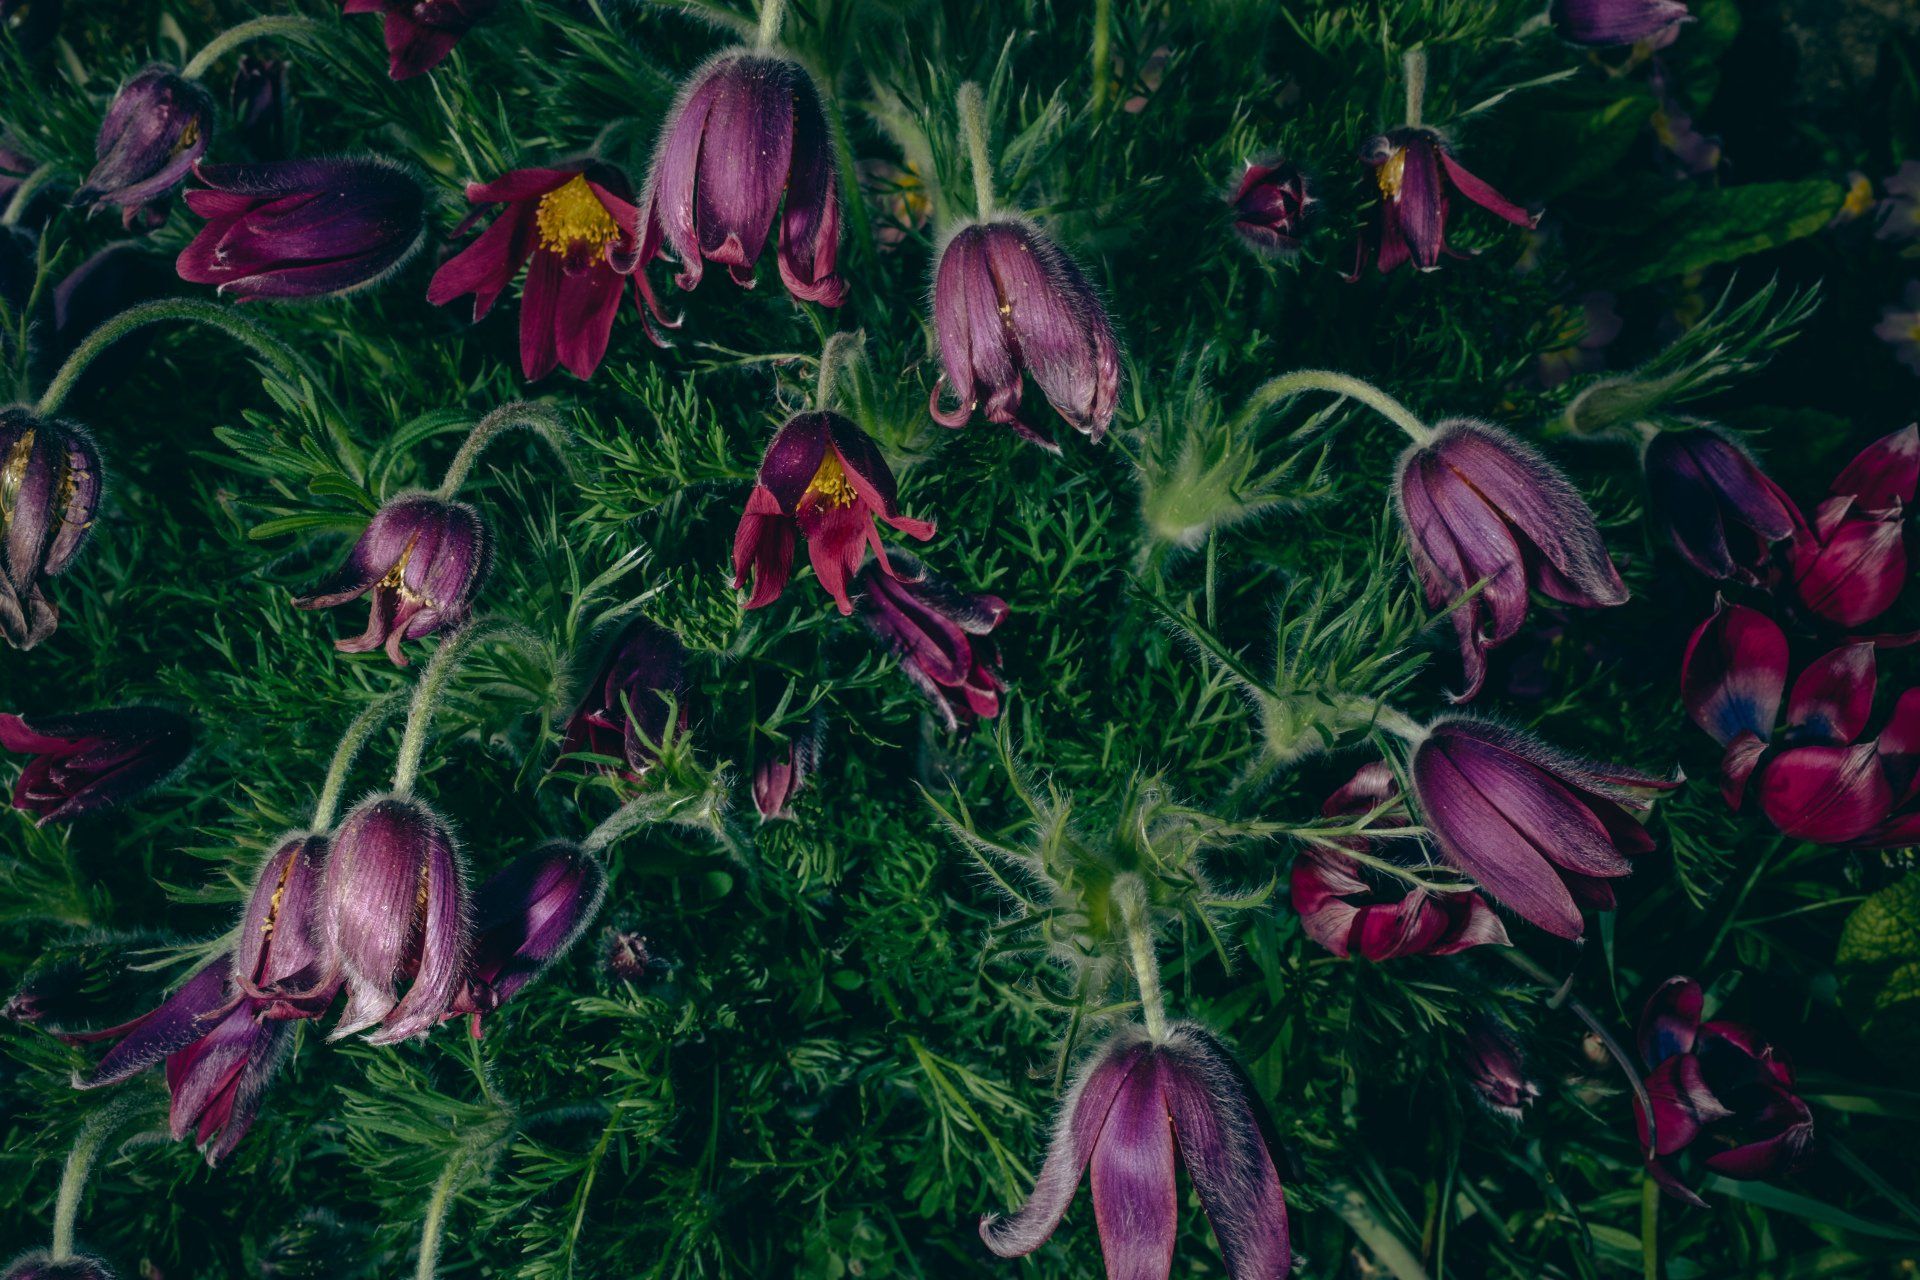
[752, 729, 819, 821]
[634, 49, 846, 335]
[1788, 425, 1918, 628]
[2, 1250, 118, 1280]
[448, 842, 606, 1033]
[1644, 426, 1798, 584]
[1349, 128, 1537, 276]
[319, 795, 470, 1045]
[1551, 0, 1692, 47]
[733, 411, 936, 614]
[0, 409, 101, 651]
[1635, 976, 1813, 1203]
[1395, 419, 1628, 701]
[229, 56, 287, 156]
[176, 156, 427, 301]
[854, 555, 1007, 732]
[1460, 1018, 1539, 1120]
[1409, 719, 1677, 940]
[0, 707, 193, 825]
[928, 220, 1119, 450]
[293, 493, 489, 667]
[73, 66, 213, 229]
[342, 0, 504, 80]
[981, 1022, 1290, 1280]
[232, 833, 337, 1018]
[560, 618, 687, 778]
[1228, 159, 1315, 257]
[427, 162, 642, 381]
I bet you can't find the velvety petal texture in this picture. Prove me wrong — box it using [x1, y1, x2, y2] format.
[1680, 599, 1788, 746]
[1644, 427, 1797, 583]
[450, 841, 606, 1029]
[1788, 426, 1919, 627]
[232, 832, 337, 1017]
[1550, 0, 1692, 47]
[0, 706, 193, 824]
[342, 0, 504, 80]
[560, 618, 688, 778]
[2, 1251, 118, 1280]
[854, 554, 1008, 731]
[0, 409, 103, 651]
[1351, 127, 1537, 276]
[1229, 160, 1315, 257]
[73, 66, 212, 226]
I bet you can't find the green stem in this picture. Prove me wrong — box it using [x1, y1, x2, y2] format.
[50, 1107, 119, 1260]
[1369, 703, 1428, 743]
[1, 163, 56, 227]
[581, 791, 665, 854]
[813, 331, 863, 412]
[1329, 1179, 1432, 1280]
[754, 0, 785, 50]
[435, 401, 571, 500]
[414, 1152, 466, 1280]
[1235, 368, 1431, 444]
[1640, 1172, 1661, 1280]
[182, 15, 324, 81]
[392, 619, 547, 796]
[1115, 876, 1168, 1042]
[313, 690, 405, 831]
[1500, 949, 1657, 1158]
[1090, 0, 1113, 113]
[1403, 47, 1427, 128]
[37, 299, 311, 417]
[956, 82, 996, 221]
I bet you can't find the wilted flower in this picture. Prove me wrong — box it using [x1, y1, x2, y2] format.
[634, 50, 846, 336]
[2, 1251, 117, 1280]
[1228, 159, 1315, 257]
[229, 56, 287, 156]
[752, 728, 820, 821]
[0, 409, 101, 651]
[1644, 426, 1798, 584]
[1635, 976, 1812, 1203]
[232, 834, 337, 1018]
[732, 411, 935, 614]
[928, 220, 1119, 450]
[319, 795, 470, 1044]
[342, 0, 503, 81]
[981, 1023, 1290, 1279]
[1788, 425, 1918, 626]
[1349, 128, 1537, 276]
[1874, 161, 1920, 242]
[72, 66, 212, 228]
[176, 157, 427, 301]
[1550, 0, 1691, 47]
[1461, 1018, 1539, 1120]
[0, 707, 193, 824]
[560, 619, 687, 778]
[292, 493, 489, 666]
[427, 162, 641, 381]
[1409, 719, 1677, 940]
[854, 556, 1007, 731]
[1395, 419, 1628, 701]
[448, 842, 606, 1033]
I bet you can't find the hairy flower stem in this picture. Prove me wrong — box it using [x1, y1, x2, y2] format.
[1115, 877, 1168, 1042]
[50, 1103, 124, 1260]
[1403, 46, 1427, 129]
[313, 691, 405, 831]
[1090, 0, 1113, 113]
[754, 0, 785, 50]
[435, 402, 571, 500]
[1500, 948, 1658, 1157]
[1235, 368, 1432, 444]
[813, 331, 864, 413]
[182, 15, 325, 81]
[37, 299, 310, 417]
[956, 82, 996, 221]
[0, 162, 55, 226]
[414, 1151, 467, 1280]
[392, 619, 550, 796]
[582, 792, 664, 854]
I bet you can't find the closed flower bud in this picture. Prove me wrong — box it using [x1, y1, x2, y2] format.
[229, 56, 287, 156]
[293, 493, 489, 667]
[176, 156, 427, 301]
[0, 409, 102, 651]
[1228, 159, 1315, 257]
[1349, 128, 1537, 276]
[929, 220, 1119, 450]
[1788, 425, 1918, 627]
[3, 1251, 116, 1280]
[1551, 0, 1692, 48]
[343, 0, 504, 81]
[450, 842, 606, 1030]
[732, 411, 935, 615]
[1460, 1018, 1539, 1120]
[560, 619, 687, 778]
[0, 707, 193, 824]
[232, 834, 336, 1018]
[752, 728, 820, 822]
[854, 555, 1007, 732]
[982, 1023, 1290, 1279]
[1644, 426, 1798, 584]
[72, 66, 212, 229]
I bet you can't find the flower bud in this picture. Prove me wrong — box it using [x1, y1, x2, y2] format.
[752, 727, 820, 822]
[1460, 1018, 1539, 1120]
[0, 409, 102, 651]
[560, 619, 687, 778]
[293, 493, 488, 667]
[450, 842, 606, 1030]
[343, 0, 504, 81]
[72, 66, 212, 228]
[1228, 158, 1314, 257]
[0, 707, 193, 824]
[853, 554, 1007, 732]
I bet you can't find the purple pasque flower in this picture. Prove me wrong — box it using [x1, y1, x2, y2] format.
[1644, 426, 1798, 584]
[1550, 0, 1691, 48]
[981, 1022, 1289, 1280]
[427, 163, 642, 381]
[231, 833, 338, 1018]
[0, 409, 102, 651]
[1678, 598, 1789, 805]
[1395, 418, 1628, 702]
[634, 50, 846, 337]
[1409, 719, 1678, 941]
[1349, 128, 1537, 276]
[1635, 976, 1812, 1203]
[732, 411, 936, 615]
[2, 1250, 117, 1280]
[292, 493, 489, 667]
[1788, 425, 1919, 627]
[342, 0, 504, 81]
[229, 56, 287, 156]
[72, 66, 213, 229]
[318, 795, 470, 1045]
[1228, 159, 1315, 257]
[854, 555, 1007, 732]
[0, 707, 193, 825]
[448, 841, 606, 1033]
[1290, 761, 1508, 961]
[1460, 1018, 1539, 1120]
[560, 618, 687, 778]
[752, 728, 820, 821]
[928, 220, 1120, 451]
[176, 156, 427, 301]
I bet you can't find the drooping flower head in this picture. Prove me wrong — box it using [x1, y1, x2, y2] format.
[1460, 1017, 1539, 1120]
[1395, 419, 1628, 701]
[0, 707, 194, 825]
[449, 841, 606, 1033]
[292, 493, 489, 667]
[427, 162, 641, 381]
[981, 1022, 1290, 1280]
[1550, 0, 1692, 47]
[561, 618, 688, 779]
[0, 409, 102, 651]
[1350, 128, 1537, 276]
[1228, 159, 1315, 257]
[854, 555, 1007, 731]
[232, 833, 337, 1018]
[1643, 426, 1798, 584]
[72, 66, 213, 229]
[176, 157, 428, 301]
[1409, 719, 1677, 940]
[732, 411, 936, 615]
[1788, 425, 1918, 628]
[634, 50, 846, 338]
[2, 1251, 117, 1280]
[928, 219, 1120, 450]
[342, 0, 504, 80]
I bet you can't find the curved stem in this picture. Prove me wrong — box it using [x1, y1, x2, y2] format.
[582, 791, 665, 854]
[753, 0, 785, 49]
[1115, 877, 1168, 1042]
[956, 82, 996, 221]
[392, 619, 548, 796]
[36, 298, 310, 417]
[51, 1105, 122, 1260]
[813, 331, 863, 413]
[1, 163, 56, 227]
[182, 15, 324, 81]
[1500, 948, 1657, 1158]
[1403, 46, 1428, 128]
[1235, 368, 1431, 444]
[313, 690, 405, 831]
[1090, 0, 1113, 113]
[1369, 703, 1428, 744]
[414, 1152, 466, 1280]
[435, 401, 572, 500]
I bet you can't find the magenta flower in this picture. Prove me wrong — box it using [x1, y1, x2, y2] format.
[0, 707, 193, 825]
[1678, 598, 1789, 805]
[428, 162, 641, 380]
[1461, 1018, 1539, 1120]
[0, 410, 101, 651]
[175, 157, 427, 300]
[732, 412, 936, 615]
[1410, 719, 1677, 940]
[1635, 977, 1812, 1204]
[1228, 159, 1315, 257]
[981, 1023, 1290, 1280]
[1349, 128, 1537, 276]
[1396, 419, 1628, 701]
[753, 730, 819, 821]
[634, 50, 846, 336]
[293, 493, 489, 667]
[1550, 0, 1691, 47]
[342, 0, 503, 80]
[1788, 425, 1918, 627]
[73, 66, 212, 229]
[854, 556, 1007, 731]
[1644, 427, 1798, 584]
[928, 220, 1120, 450]
[560, 619, 688, 778]
[448, 841, 606, 1033]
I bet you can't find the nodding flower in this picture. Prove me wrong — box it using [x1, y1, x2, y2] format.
[0, 706, 194, 825]
[73, 65, 213, 229]
[0, 409, 102, 651]
[1349, 127, 1537, 276]
[560, 619, 688, 779]
[854, 555, 1007, 732]
[448, 842, 607, 1035]
[1460, 1017, 1540, 1120]
[1550, 0, 1692, 48]
[1643, 426, 1798, 585]
[1228, 158, 1315, 257]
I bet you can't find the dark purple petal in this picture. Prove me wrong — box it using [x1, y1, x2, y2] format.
[459, 842, 607, 1013]
[1090, 1050, 1177, 1280]
[1460, 1018, 1540, 1119]
[75, 958, 232, 1087]
[73, 66, 212, 215]
[1551, 0, 1692, 46]
[776, 70, 846, 306]
[0, 705, 194, 824]
[1645, 428, 1797, 582]
[0, 410, 102, 651]
[1159, 1025, 1291, 1280]
[1680, 599, 1788, 746]
[232, 832, 329, 999]
[1637, 975, 1704, 1067]
[1792, 515, 1908, 627]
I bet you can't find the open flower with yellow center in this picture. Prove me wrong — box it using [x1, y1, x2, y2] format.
[732, 412, 936, 615]
[1348, 126, 1538, 277]
[428, 162, 642, 381]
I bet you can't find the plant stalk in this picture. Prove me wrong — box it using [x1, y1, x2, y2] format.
[813, 331, 864, 413]
[182, 15, 324, 81]
[1403, 47, 1427, 128]
[1090, 0, 1113, 112]
[1116, 877, 1168, 1042]
[414, 1152, 466, 1280]
[50, 1107, 119, 1260]
[1236, 368, 1432, 444]
[435, 401, 571, 500]
[957, 82, 996, 221]
[313, 691, 404, 831]
[754, 0, 785, 50]
[1501, 948, 1658, 1157]
[1, 163, 56, 227]
[37, 299, 312, 418]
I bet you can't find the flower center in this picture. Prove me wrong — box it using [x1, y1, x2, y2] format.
[377, 534, 435, 606]
[1375, 148, 1406, 202]
[803, 450, 859, 510]
[0, 428, 33, 524]
[535, 174, 620, 256]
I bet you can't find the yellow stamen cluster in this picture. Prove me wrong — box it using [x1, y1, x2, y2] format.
[804, 450, 859, 510]
[535, 174, 620, 255]
[378, 534, 434, 606]
[1375, 148, 1407, 202]
[0, 429, 34, 523]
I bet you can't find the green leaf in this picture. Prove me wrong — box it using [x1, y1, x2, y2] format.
[1699, 1176, 1920, 1243]
[1835, 873, 1920, 1060]
[1615, 180, 1843, 286]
